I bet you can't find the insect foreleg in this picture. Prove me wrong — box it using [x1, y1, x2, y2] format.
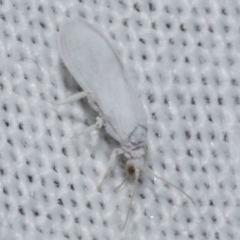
[97, 148, 124, 191]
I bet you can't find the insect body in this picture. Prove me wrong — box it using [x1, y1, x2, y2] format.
[57, 18, 194, 229]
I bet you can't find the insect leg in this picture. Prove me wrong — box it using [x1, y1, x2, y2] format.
[115, 174, 128, 190]
[97, 148, 124, 191]
[71, 117, 103, 138]
[51, 91, 88, 105]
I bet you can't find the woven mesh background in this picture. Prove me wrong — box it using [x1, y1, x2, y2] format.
[0, 0, 240, 239]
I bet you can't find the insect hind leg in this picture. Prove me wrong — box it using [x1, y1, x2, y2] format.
[97, 148, 124, 191]
[51, 91, 88, 105]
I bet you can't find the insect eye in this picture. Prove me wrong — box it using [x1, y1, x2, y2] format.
[127, 166, 135, 176]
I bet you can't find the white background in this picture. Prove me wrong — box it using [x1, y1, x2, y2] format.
[0, 0, 240, 239]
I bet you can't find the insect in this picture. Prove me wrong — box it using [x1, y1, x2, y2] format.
[55, 18, 194, 229]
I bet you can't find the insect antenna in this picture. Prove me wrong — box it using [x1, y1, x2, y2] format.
[140, 167, 195, 205]
[122, 168, 140, 231]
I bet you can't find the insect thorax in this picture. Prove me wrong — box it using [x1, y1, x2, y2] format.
[122, 125, 147, 159]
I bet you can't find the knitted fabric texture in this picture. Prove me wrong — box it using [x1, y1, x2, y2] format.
[0, 1, 239, 240]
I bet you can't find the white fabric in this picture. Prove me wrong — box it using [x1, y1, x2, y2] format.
[0, 1, 240, 239]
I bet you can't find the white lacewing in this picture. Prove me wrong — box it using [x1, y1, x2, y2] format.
[56, 18, 194, 230]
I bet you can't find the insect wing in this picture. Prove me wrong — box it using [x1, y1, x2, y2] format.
[59, 19, 146, 143]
